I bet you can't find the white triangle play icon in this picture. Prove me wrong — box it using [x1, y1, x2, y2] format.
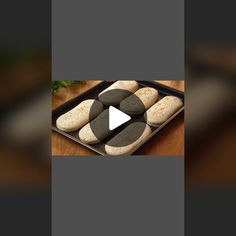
[109, 106, 131, 131]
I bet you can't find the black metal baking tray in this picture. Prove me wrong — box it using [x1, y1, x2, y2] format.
[52, 81, 184, 155]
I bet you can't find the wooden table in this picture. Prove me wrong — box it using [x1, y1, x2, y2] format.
[52, 81, 184, 156]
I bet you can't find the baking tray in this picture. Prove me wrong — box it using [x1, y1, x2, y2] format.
[52, 81, 184, 155]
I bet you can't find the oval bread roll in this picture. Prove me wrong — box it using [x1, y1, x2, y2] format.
[56, 99, 103, 132]
[98, 81, 139, 105]
[120, 87, 159, 114]
[145, 96, 183, 126]
[105, 122, 152, 155]
[78, 109, 111, 144]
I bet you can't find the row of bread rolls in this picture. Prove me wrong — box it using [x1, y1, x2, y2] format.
[56, 81, 138, 132]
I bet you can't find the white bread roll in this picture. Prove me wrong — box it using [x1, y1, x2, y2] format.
[98, 81, 139, 105]
[78, 109, 111, 144]
[145, 96, 183, 126]
[105, 122, 151, 155]
[120, 87, 159, 115]
[56, 99, 103, 132]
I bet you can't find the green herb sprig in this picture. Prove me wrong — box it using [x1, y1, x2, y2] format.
[51, 80, 85, 93]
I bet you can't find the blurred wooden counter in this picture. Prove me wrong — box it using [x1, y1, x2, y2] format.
[52, 80, 184, 156]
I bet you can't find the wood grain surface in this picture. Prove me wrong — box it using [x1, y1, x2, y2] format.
[52, 80, 184, 156]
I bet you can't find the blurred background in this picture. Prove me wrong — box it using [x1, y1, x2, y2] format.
[0, 1, 51, 235]
[0, 49, 51, 188]
[185, 0, 236, 189]
[1, 0, 236, 235]
[186, 47, 236, 188]
[185, 1, 236, 235]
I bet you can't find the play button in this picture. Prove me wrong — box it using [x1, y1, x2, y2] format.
[109, 106, 131, 131]
[89, 87, 146, 147]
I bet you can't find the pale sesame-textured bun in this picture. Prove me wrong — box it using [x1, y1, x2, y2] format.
[144, 96, 183, 127]
[78, 109, 111, 144]
[98, 81, 139, 105]
[120, 87, 159, 115]
[105, 122, 151, 155]
[56, 99, 103, 132]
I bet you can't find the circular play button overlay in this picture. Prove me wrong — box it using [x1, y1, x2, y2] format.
[89, 88, 146, 147]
